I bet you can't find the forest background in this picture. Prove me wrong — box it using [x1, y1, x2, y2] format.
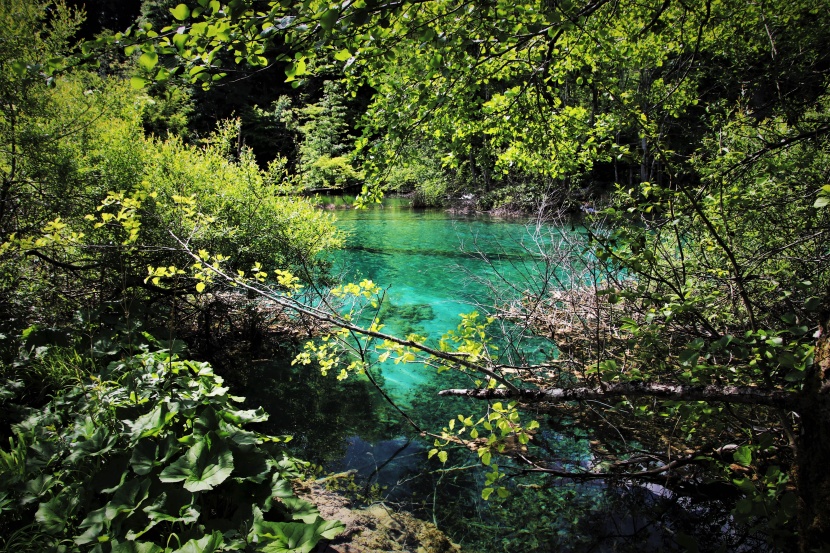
[0, 0, 829, 552]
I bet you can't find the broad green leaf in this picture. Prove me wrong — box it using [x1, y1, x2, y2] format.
[21, 475, 57, 505]
[319, 9, 338, 31]
[221, 406, 269, 424]
[733, 445, 752, 467]
[138, 51, 158, 71]
[678, 348, 700, 366]
[75, 505, 108, 545]
[171, 531, 224, 553]
[131, 435, 181, 475]
[281, 497, 321, 523]
[36, 494, 76, 534]
[141, 488, 199, 526]
[437, 450, 448, 463]
[10, 60, 26, 75]
[675, 533, 700, 553]
[65, 426, 117, 464]
[231, 449, 270, 482]
[814, 196, 830, 208]
[334, 49, 352, 61]
[130, 76, 148, 89]
[172, 32, 189, 51]
[271, 477, 294, 498]
[128, 402, 179, 439]
[159, 440, 234, 492]
[252, 518, 345, 553]
[170, 4, 190, 20]
[481, 487, 494, 500]
[105, 478, 151, 519]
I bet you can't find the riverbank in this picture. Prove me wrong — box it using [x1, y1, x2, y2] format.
[298, 480, 463, 553]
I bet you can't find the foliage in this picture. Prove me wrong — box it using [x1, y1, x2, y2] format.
[18, 0, 830, 549]
[293, 81, 362, 191]
[0, 45, 341, 353]
[0, 347, 344, 552]
[381, 140, 453, 207]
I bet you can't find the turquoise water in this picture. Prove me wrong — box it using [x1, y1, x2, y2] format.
[327, 199, 572, 402]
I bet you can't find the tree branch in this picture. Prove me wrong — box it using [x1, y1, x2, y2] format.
[169, 231, 521, 393]
[25, 249, 100, 271]
[438, 381, 801, 410]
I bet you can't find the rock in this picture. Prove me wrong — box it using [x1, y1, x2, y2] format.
[298, 482, 462, 553]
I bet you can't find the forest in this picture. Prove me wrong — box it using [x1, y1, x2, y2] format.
[0, 0, 829, 551]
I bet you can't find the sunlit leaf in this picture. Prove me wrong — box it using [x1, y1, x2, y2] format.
[170, 4, 191, 20]
[138, 51, 158, 71]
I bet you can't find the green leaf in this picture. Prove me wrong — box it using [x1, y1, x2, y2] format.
[131, 436, 180, 476]
[733, 445, 752, 467]
[675, 533, 700, 553]
[814, 196, 830, 208]
[171, 531, 224, 553]
[481, 487, 494, 500]
[21, 475, 57, 505]
[281, 497, 321, 523]
[319, 9, 338, 31]
[75, 505, 108, 544]
[334, 49, 352, 61]
[272, 477, 295, 498]
[437, 450, 448, 463]
[159, 439, 234, 492]
[10, 60, 26, 75]
[130, 76, 148, 89]
[128, 402, 179, 439]
[251, 518, 345, 553]
[36, 494, 77, 534]
[105, 478, 151, 519]
[170, 4, 191, 20]
[138, 51, 158, 71]
[66, 426, 117, 464]
[172, 32, 189, 51]
[140, 488, 199, 527]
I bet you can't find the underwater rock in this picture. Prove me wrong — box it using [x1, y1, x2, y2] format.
[299, 481, 462, 553]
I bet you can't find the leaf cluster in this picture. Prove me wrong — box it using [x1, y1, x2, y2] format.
[0, 349, 343, 552]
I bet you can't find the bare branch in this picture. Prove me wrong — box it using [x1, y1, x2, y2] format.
[438, 381, 801, 411]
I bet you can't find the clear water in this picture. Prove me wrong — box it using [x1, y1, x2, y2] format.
[327, 199, 574, 403]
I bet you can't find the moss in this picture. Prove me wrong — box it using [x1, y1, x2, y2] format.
[299, 482, 463, 553]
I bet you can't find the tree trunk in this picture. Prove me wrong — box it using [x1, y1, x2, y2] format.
[797, 315, 830, 552]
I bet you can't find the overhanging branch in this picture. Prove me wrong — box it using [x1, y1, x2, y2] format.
[438, 381, 801, 411]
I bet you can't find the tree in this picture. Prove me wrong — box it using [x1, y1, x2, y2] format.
[104, 0, 830, 549]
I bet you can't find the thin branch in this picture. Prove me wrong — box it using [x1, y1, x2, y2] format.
[438, 381, 801, 411]
[169, 230, 521, 393]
